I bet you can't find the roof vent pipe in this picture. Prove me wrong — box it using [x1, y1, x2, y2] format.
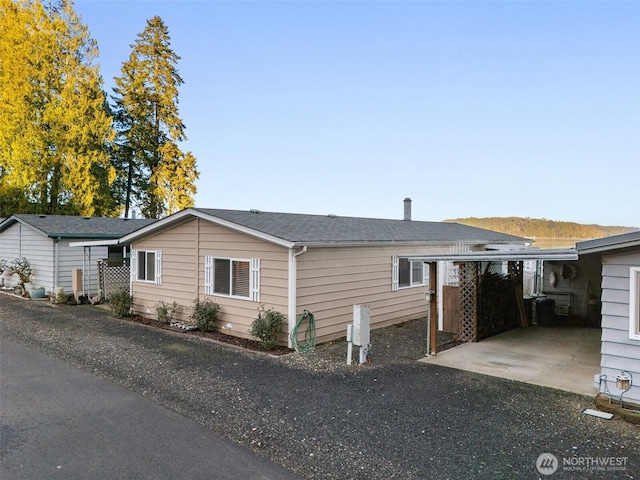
[403, 197, 412, 221]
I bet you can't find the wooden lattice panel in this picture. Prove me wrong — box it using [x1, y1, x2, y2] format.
[458, 262, 479, 342]
[98, 259, 130, 299]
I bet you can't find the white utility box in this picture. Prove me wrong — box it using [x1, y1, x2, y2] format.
[352, 305, 370, 346]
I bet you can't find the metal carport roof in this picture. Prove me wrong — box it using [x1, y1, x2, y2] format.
[405, 248, 578, 263]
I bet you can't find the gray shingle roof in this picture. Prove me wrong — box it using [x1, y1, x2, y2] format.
[0, 214, 157, 239]
[193, 208, 528, 245]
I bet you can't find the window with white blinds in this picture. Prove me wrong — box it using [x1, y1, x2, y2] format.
[204, 256, 259, 301]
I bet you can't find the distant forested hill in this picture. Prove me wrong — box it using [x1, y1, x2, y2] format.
[445, 217, 639, 239]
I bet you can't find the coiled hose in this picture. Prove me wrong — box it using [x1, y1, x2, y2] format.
[290, 310, 316, 352]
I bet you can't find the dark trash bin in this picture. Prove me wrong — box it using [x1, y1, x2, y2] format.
[588, 300, 602, 328]
[523, 297, 534, 326]
[536, 297, 555, 327]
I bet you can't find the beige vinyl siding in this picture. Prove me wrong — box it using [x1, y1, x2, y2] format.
[132, 220, 199, 323]
[197, 219, 289, 339]
[600, 250, 640, 404]
[132, 218, 289, 341]
[295, 245, 449, 343]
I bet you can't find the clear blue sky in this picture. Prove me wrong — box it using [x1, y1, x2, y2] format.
[74, 1, 640, 227]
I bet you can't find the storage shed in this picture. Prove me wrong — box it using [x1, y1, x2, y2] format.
[0, 214, 155, 295]
[577, 231, 640, 406]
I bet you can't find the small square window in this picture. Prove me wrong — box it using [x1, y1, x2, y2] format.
[137, 251, 156, 282]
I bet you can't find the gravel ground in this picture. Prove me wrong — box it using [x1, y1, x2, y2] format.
[1, 295, 638, 480]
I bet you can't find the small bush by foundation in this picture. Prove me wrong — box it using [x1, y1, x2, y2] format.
[109, 290, 133, 317]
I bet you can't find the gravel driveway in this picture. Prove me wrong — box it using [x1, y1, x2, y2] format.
[1, 295, 638, 479]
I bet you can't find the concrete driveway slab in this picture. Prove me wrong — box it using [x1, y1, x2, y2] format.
[421, 326, 601, 396]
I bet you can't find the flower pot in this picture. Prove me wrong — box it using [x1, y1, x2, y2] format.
[28, 287, 46, 299]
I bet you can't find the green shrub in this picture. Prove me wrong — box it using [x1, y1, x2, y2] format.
[155, 300, 178, 324]
[109, 290, 133, 317]
[190, 298, 220, 332]
[250, 305, 286, 350]
[53, 291, 70, 304]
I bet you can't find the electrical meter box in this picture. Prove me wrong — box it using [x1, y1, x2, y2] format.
[352, 305, 370, 346]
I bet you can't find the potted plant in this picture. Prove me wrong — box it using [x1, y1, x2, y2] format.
[10, 257, 33, 295]
[28, 286, 46, 299]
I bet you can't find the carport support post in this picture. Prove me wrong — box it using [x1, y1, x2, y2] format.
[429, 262, 437, 355]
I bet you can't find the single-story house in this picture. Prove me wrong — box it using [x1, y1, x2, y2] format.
[117, 202, 531, 347]
[576, 230, 640, 406]
[0, 214, 155, 295]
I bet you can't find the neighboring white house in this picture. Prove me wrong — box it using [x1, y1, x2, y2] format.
[0, 214, 155, 295]
[577, 231, 640, 406]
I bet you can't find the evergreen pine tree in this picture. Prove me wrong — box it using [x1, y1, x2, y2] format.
[113, 16, 199, 219]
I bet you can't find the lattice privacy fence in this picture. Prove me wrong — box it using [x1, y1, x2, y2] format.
[98, 258, 130, 299]
[457, 262, 479, 342]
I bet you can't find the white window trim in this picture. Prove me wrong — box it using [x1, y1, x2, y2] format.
[204, 255, 260, 301]
[393, 256, 427, 291]
[131, 249, 162, 285]
[630, 266, 640, 341]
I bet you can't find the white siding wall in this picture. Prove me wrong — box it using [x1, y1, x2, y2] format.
[0, 222, 108, 295]
[0, 223, 53, 291]
[0, 223, 21, 259]
[59, 242, 108, 295]
[600, 250, 640, 404]
[0, 224, 21, 285]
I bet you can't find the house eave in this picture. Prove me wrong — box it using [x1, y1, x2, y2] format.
[576, 240, 640, 255]
[291, 240, 525, 249]
[69, 239, 121, 248]
[576, 230, 640, 254]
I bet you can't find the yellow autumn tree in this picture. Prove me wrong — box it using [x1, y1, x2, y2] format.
[0, 0, 117, 216]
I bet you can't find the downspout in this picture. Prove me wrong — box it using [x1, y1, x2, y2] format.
[82, 245, 87, 295]
[54, 237, 60, 292]
[288, 246, 307, 348]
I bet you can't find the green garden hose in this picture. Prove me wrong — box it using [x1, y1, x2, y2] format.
[290, 310, 316, 352]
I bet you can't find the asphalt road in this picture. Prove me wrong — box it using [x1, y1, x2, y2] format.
[0, 338, 302, 480]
